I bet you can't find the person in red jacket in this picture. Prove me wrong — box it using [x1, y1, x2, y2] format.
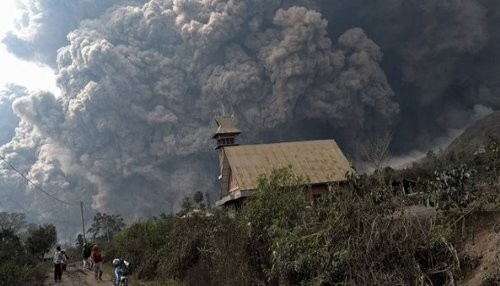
[91, 244, 103, 280]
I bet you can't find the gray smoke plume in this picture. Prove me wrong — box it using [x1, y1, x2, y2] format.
[321, 0, 500, 151]
[51, 1, 394, 216]
[0, 85, 25, 145]
[3, 0, 147, 66]
[1, 0, 499, 238]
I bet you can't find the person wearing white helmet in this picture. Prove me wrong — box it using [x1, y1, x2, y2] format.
[112, 258, 130, 285]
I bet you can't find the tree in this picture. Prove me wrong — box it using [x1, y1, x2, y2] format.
[25, 224, 57, 260]
[178, 191, 210, 217]
[0, 212, 27, 234]
[238, 167, 310, 284]
[193, 191, 205, 208]
[356, 131, 393, 173]
[0, 226, 50, 284]
[87, 212, 125, 242]
[0, 228, 24, 261]
[75, 233, 85, 251]
[239, 167, 308, 238]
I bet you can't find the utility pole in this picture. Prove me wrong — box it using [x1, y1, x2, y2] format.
[80, 201, 86, 243]
[104, 218, 110, 242]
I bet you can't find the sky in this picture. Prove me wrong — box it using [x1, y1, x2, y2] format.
[0, 0, 58, 94]
[0, 0, 497, 243]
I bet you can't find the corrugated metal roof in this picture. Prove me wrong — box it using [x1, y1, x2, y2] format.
[224, 140, 352, 191]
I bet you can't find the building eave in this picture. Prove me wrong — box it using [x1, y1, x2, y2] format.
[215, 190, 255, 206]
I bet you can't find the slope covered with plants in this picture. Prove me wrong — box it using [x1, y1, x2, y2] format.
[105, 138, 500, 285]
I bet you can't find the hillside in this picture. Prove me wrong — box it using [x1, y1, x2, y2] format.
[446, 110, 500, 155]
[459, 206, 500, 286]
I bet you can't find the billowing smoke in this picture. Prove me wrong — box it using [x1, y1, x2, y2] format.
[3, 0, 148, 66]
[0, 0, 499, 237]
[321, 0, 500, 151]
[0, 85, 25, 145]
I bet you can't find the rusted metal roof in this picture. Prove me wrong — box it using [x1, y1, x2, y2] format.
[223, 140, 352, 191]
[213, 116, 241, 138]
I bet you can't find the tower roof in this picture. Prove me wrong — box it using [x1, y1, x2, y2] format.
[212, 116, 241, 138]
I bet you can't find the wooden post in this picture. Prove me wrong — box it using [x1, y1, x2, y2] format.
[80, 201, 86, 243]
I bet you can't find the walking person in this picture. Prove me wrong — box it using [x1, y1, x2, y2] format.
[82, 243, 87, 270]
[91, 244, 104, 281]
[61, 249, 69, 272]
[82, 242, 93, 270]
[53, 245, 66, 283]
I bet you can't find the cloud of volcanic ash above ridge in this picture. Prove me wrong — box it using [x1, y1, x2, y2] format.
[0, 0, 499, 235]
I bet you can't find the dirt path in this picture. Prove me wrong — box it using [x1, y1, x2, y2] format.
[44, 262, 114, 286]
[459, 212, 500, 285]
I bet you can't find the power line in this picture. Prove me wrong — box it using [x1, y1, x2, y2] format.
[0, 193, 96, 245]
[0, 160, 93, 243]
[0, 153, 78, 206]
[0, 195, 76, 225]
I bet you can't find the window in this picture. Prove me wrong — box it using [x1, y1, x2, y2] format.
[218, 137, 235, 146]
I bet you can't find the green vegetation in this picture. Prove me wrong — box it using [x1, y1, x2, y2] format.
[5, 138, 499, 285]
[0, 213, 56, 286]
[25, 224, 57, 260]
[103, 137, 500, 285]
[87, 212, 126, 242]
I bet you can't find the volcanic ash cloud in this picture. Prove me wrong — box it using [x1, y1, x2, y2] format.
[1, 0, 399, 230]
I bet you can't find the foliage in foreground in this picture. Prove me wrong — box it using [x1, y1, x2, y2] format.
[239, 168, 463, 285]
[105, 160, 498, 285]
[107, 211, 259, 285]
[0, 225, 53, 286]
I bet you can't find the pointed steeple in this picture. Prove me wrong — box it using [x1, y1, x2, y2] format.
[212, 116, 240, 149]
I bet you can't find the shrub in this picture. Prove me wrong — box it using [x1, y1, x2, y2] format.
[0, 228, 46, 285]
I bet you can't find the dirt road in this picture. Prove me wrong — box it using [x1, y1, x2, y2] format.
[44, 262, 114, 286]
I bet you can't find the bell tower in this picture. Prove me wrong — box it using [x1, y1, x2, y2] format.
[212, 116, 240, 149]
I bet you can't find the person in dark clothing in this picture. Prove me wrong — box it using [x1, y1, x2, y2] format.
[82, 243, 93, 270]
